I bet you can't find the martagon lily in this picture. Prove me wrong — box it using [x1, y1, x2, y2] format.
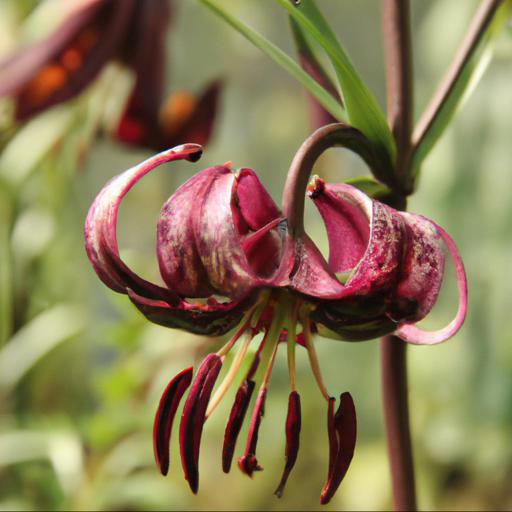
[0, 0, 220, 151]
[84, 124, 467, 504]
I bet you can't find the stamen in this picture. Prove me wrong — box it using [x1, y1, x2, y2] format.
[320, 392, 357, 505]
[302, 314, 330, 402]
[286, 302, 299, 391]
[238, 333, 281, 477]
[216, 310, 253, 358]
[206, 330, 254, 418]
[274, 390, 301, 498]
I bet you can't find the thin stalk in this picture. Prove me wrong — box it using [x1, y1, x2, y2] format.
[382, 0, 413, 182]
[413, 0, 502, 150]
[380, 336, 416, 511]
[381, 1, 417, 510]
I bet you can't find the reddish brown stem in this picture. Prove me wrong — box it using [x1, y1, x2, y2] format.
[380, 336, 417, 511]
[381, 1, 416, 510]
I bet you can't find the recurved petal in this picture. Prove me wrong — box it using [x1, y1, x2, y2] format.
[179, 354, 223, 494]
[153, 367, 193, 476]
[395, 221, 467, 345]
[84, 144, 202, 301]
[389, 212, 445, 322]
[157, 166, 228, 297]
[127, 288, 256, 337]
[307, 180, 404, 300]
[157, 80, 223, 151]
[4, 0, 136, 121]
[195, 169, 285, 298]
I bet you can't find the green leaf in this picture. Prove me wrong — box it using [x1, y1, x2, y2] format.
[412, 2, 509, 170]
[200, 0, 345, 122]
[0, 304, 85, 391]
[344, 176, 391, 199]
[277, 0, 396, 164]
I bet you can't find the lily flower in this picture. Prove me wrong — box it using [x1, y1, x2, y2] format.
[84, 125, 467, 503]
[0, 0, 220, 150]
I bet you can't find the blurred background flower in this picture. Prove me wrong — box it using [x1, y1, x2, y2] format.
[0, 1, 511, 510]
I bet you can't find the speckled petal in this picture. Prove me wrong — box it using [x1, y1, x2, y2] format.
[389, 212, 445, 322]
[195, 169, 286, 298]
[84, 144, 202, 301]
[157, 166, 228, 297]
[127, 288, 256, 337]
[395, 221, 467, 345]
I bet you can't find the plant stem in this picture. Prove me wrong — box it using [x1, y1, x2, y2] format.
[381, 1, 416, 510]
[382, 0, 413, 183]
[412, 0, 502, 150]
[380, 335, 417, 511]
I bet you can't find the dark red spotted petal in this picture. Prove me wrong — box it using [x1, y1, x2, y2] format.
[84, 144, 202, 301]
[306, 180, 404, 300]
[160, 79, 223, 150]
[238, 387, 267, 477]
[157, 166, 229, 298]
[179, 354, 223, 494]
[222, 379, 255, 473]
[395, 220, 467, 345]
[127, 288, 256, 337]
[275, 391, 301, 497]
[1, 0, 136, 121]
[195, 169, 286, 298]
[153, 367, 193, 476]
[390, 212, 445, 322]
[320, 392, 357, 505]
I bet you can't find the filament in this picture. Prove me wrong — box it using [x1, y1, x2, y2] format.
[302, 314, 330, 402]
[207, 330, 254, 418]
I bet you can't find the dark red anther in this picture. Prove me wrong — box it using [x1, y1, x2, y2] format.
[274, 391, 302, 497]
[238, 387, 267, 477]
[320, 392, 357, 505]
[222, 379, 255, 473]
[153, 367, 193, 476]
[179, 354, 223, 493]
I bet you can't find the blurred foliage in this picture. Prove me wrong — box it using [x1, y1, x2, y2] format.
[0, 1, 511, 510]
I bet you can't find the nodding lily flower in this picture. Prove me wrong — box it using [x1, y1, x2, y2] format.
[84, 124, 467, 504]
[0, 0, 220, 150]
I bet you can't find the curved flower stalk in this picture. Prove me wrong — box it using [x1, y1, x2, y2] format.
[0, 0, 220, 151]
[84, 125, 467, 503]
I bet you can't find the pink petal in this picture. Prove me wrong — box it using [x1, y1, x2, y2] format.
[84, 144, 202, 301]
[127, 288, 256, 337]
[390, 212, 446, 322]
[395, 221, 467, 345]
[157, 166, 228, 297]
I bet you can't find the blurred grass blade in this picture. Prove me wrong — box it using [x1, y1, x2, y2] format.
[344, 176, 391, 199]
[0, 304, 86, 391]
[0, 431, 83, 494]
[277, 0, 396, 163]
[0, 187, 13, 346]
[412, 0, 508, 169]
[200, 0, 345, 122]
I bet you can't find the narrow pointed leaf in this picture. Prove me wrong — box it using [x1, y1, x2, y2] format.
[200, 0, 345, 122]
[277, 0, 395, 163]
[412, 1, 507, 170]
